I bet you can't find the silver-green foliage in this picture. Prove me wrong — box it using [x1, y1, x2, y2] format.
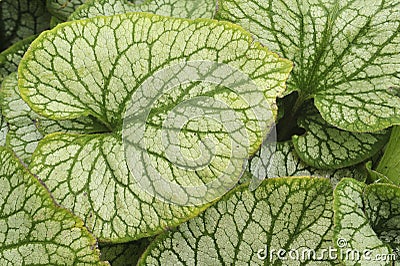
[139, 177, 336, 265]
[0, 147, 106, 265]
[217, 0, 400, 133]
[70, 0, 216, 20]
[18, 12, 291, 241]
[0, 0, 51, 50]
[333, 178, 400, 265]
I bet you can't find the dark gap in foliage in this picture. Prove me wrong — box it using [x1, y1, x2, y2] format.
[276, 91, 306, 141]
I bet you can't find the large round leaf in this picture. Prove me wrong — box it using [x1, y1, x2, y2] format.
[19, 13, 292, 241]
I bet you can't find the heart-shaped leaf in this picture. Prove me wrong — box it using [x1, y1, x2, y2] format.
[0, 147, 106, 265]
[0, 0, 51, 51]
[20, 13, 292, 241]
[333, 178, 397, 265]
[292, 108, 389, 169]
[139, 177, 336, 265]
[217, 0, 400, 132]
[70, 0, 217, 20]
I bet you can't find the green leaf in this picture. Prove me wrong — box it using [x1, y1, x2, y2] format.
[364, 184, 400, 260]
[46, 0, 145, 20]
[0, 147, 106, 265]
[365, 161, 392, 184]
[47, 0, 87, 21]
[139, 177, 336, 265]
[292, 107, 389, 169]
[100, 238, 151, 266]
[217, 0, 400, 132]
[249, 141, 366, 190]
[19, 13, 292, 241]
[376, 126, 400, 185]
[1, 73, 108, 163]
[0, 0, 51, 51]
[1, 73, 43, 163]
[0, 35, 36, 83]
[333, 178, 395, 265]
[70, 0, 216, 21]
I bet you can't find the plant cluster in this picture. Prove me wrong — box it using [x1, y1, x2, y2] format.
[0, 0, 399, 265]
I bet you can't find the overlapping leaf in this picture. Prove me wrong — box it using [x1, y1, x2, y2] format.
[249, 141, 366, 189]
[0, 147, 106, 265]
[292, 108, 389, 169]
[0, 73, 43, 162]
[333, 178, 398, 265]
[217, 0, 400, 132]
[70, 0, 216, 20]
[19, 13, 291, 241]
[0, 35, 36, 82]
[375, 126, 400, 185]
[365, 161, 392, 184]
[364, 184, 400, 260]
[0, 0, 51, 51]
[47, 0, 147, 21]
[139, 177, 336, 265]
[1, 73, 107, 163]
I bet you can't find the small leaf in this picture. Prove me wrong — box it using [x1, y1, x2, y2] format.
[69, 0, 216, 20]
[20, 13, 292, 241]
[0, 0, 51, 51]
[0, 35, 36, 82]
[333, 178, 393, 266]
[100, 238, 152, 266]
[139, 177, 336, 265]
[292, 108, 389, 169]
[217, 0, 400, 132]
[249, 141, 366, 190]
[0, 147, 106, 265]
[376, 126, 400, 185]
